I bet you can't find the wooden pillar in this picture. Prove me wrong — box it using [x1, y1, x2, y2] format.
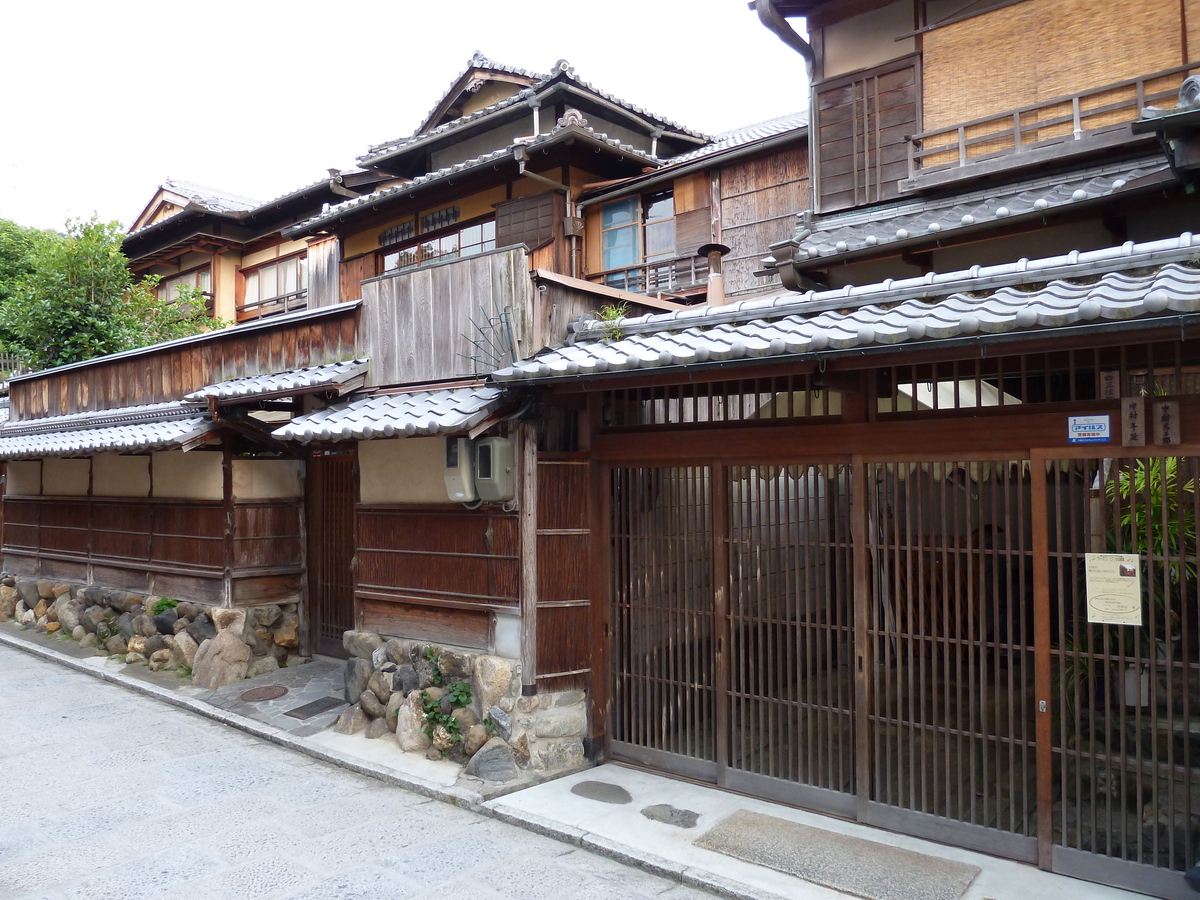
[586, 394, 611, 756]
[852, 454, 872, 821]
[222, 445, 235, 608]
[711, 462, 730, 782]
[1030, 449, 1054, 870]
[519, 421, 538, 694]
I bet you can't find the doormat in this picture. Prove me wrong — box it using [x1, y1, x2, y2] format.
[694, 810, 980, 900]
[283, 696, 345, 720]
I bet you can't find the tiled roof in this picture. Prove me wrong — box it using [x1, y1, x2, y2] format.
[775, 157, 1169, 270]
[184, 359, 370, 404]
[161, 178, 260, 214]
[288, 112, 660, 236]
[494, 232, 1200, 382]
[359, 57, 707, 167]
[1, 401, 192, 435]
[273, 386, 504, 442]
[0, 418, 215, 460]
[408, 51, 549, 138]
[0, 401, 216, 460]
[665, 111, 808, 165]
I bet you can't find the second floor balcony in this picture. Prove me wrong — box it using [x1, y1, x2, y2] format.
[587, 254, 710, 300]
[901, 62, 1199, 192]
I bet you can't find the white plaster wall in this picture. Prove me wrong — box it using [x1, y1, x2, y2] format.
[823, 1, 916, 78]
[92, 455, 151, 498]
[6, 460, 41, 495]
[151, 450, 224, 500]
[232, 458, 302, 499]
[359, 437, 449, 504]
[42, 458, 90, 496]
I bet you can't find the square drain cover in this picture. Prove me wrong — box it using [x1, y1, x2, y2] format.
[284, 696, 345, 720]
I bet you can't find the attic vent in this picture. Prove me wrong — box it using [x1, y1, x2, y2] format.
[422, 206, 461, 233]
[379, 220, 415, 247]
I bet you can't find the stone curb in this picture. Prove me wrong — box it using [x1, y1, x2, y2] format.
[0, 624, 787, 900]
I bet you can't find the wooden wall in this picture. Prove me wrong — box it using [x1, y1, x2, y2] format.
[355, 504, 518, 650]
[536, 455, 591, 691]
[307, 236, 341, 309]
[9, 305, 360, 421]
[2, 496, 303, 606]
[360, 246, 530, 386]
[814, 56, 918, 212]
[720, 145, 810, 294]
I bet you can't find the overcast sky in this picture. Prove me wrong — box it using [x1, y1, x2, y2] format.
[0, 1, 807, 233]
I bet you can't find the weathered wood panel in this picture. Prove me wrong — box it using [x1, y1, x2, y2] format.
[361, 246, 530, 385]
[720, 145, 809, 296]
[306, 236, 341, 309]
[356, 504, 520, 608]
[536, 457, 591, 691]
[232, 502, 302, 569]
[339, 254, 377, 304]
[815, 57, 918, 212]
[361, 598, 491, 649]
[1, 496, 301, 605]
[10, 305, 360, 421]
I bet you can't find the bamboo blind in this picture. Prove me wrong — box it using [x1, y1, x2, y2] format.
[1188, 0, 1200, 61]
[923, 0, 1182, 134]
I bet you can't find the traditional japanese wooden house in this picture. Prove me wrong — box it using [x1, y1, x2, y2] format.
[472, 3, 1200, 897]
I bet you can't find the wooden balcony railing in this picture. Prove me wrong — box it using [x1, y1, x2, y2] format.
[905, 62, 1200, 185]
[237, 289, 309, 323]
[588, 255, 709, 297]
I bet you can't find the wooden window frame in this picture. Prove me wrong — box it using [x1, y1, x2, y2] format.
[238, 251, 308, 322]
[156, 262, 214, 316]
[377, 214, 497, 275]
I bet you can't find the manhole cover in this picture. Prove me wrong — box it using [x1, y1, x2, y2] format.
[240, 685, 288, 702]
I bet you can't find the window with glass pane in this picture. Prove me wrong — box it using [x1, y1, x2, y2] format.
[601, 198, 639, 271]
[381, 219, 496, 273]
[642, 191, 675, 262]
[241, 255, 308, 319]
[157, 267, 213, 313]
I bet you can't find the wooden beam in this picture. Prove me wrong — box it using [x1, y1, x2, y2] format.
[519, 420, 538, 693]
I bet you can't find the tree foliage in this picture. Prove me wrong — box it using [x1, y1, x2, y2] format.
[0, 218, 60, 314]
[0, 217, 216, 371]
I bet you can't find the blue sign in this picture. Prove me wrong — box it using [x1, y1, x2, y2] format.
[1068, 414, 1112, 444]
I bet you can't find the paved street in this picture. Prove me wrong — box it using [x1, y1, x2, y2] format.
[0, 645, 717, 900]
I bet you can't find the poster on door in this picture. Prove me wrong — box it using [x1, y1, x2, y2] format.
[1085, 553, 1143, 625]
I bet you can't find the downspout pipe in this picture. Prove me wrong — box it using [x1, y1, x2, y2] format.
[755, 0, 814, 81]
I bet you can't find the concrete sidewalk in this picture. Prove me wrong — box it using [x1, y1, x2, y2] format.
[0, 621, 1149, 900]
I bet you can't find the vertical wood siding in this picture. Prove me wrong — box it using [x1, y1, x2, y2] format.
[9, 306, 360, 421]
[360, 246, 530, 385]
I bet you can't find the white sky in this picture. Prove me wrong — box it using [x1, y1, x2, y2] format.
[0, 0, 807, 233]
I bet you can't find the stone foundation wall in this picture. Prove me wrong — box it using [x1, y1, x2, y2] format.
[0, 576, 306, 684]
[336, 630, 588, 783]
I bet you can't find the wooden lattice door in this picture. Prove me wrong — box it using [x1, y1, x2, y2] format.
[307, 448, 356, 657]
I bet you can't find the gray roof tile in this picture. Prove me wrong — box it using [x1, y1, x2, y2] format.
[495, 232, 1200, 382]
[184, 359, 369, 404]
[0, 401, 216, 460]
[273, 386, 504, 443]
[665, 111, 808, 165]
[777, 157, 1169, 270]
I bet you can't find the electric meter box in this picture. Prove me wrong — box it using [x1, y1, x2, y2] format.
[443, 436, 477, 502]
[474, 436, 515, 502]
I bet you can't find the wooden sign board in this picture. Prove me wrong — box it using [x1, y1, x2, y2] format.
[1121, 396, 1145, 446]
[1153, 400, 1181, 445]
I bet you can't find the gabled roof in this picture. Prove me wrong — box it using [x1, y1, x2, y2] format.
[494, 231, 1200, 383]
[771, 156, 1171, 273]
[273, 385, 504, 442]
[183, 359, 370, 404]
[414, 51, 546, 136]
[358, 57, 709, 171]
[128, 179, 260, 233]
[286, 110, 661, 238]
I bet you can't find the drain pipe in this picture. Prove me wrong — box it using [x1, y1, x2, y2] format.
[755, 0, 814, 81]
[514, 145, 579, 276]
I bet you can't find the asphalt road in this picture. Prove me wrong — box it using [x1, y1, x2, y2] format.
[0, 644, 717, 900]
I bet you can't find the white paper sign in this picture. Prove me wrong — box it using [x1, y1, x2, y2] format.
[1085, 553, 1142, 625]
